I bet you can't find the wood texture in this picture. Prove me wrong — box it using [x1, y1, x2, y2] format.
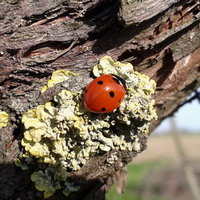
[0, 0, 200, 199]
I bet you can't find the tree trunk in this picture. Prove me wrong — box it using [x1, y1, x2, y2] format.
[0, 0, 200, 199]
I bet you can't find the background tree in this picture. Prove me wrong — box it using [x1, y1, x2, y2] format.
[0, 0, 200, 199]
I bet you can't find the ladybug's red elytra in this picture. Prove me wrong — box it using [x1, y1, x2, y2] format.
[84, 74, 126, 113]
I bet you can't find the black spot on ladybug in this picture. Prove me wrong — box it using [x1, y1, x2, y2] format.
[97, 81, 103, 85]
[101, 107, 106, 112]
[109, 91, 115, 98]
[112, 77, 120, 85]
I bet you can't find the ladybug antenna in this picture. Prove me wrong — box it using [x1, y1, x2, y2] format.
[111, 74, 127, 90]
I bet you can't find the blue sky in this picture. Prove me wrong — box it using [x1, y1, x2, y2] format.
[153, 90, 200, 134]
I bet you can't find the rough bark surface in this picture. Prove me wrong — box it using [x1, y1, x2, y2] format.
[0, 0, 200, 199]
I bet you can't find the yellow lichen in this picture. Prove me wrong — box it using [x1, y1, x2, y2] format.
[35, 166, 68, 198]
[41, 70, 78, 93]
[15, 158, 29, 170]
[19, 56, 157, 198]
[31, 169, 63, 199]
[0, 111, 9, 128]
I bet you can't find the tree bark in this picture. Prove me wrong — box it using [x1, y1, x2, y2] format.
[0, 0, 200, 199]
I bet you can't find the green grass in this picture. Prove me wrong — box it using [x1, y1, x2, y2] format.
[106, 161, 165, 200]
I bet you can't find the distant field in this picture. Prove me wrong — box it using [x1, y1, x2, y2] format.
[134, 134, 200, 164]
[107, 134, 200, 200]
[106, 161, 160, 200]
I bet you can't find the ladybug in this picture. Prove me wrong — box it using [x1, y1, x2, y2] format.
[84, 74, 126, 113]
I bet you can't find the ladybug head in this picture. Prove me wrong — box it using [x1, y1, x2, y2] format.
[111, 74, 127, 91]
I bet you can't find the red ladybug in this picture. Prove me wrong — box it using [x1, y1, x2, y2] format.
[84, 74, 126, 113]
